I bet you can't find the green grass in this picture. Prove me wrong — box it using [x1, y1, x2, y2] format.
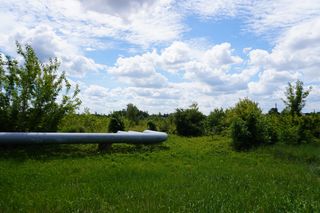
[0, 136, 319, 212]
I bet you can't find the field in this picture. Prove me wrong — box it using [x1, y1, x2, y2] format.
[0, 135, 319, 212]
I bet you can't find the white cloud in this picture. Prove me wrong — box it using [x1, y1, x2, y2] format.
[181, 0, 246, 19]
[246, 0, 320, 35]
[248, 17, 320, 82]
[181, 0, 320, 39]
[5, 24, 105, 77]
[84, 85, 109, 98]
[248, 69, 300, 95]
[108, 41, 251, 91]
[0, 0, 184, 50]
[108, 51, 168, 88]
[1, 0, 319, 114]
[79, 82, 246, 114]
[246, 17, 320, 111]
[80, 0, 155, 16]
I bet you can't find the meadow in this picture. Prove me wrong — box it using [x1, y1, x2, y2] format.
[1, 135, 319, 212]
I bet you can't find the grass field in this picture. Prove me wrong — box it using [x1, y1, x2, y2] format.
[0, 135, 319, 212]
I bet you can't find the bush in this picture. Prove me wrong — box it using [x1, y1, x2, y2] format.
[174, 104, 205, 136]
[108, 114, 125, 133]
[206, 108, 227, 135]
[278, 115, 315, 144]
[147, 121, 157, 131]
[302, 113, 320, 139]
[230, 98, 270, 150]
[58, 110, 109, 133]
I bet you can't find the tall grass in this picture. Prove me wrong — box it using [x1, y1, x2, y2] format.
[0, 136, 319, 212]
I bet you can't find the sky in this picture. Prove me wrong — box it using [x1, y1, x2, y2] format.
[0, 0, 319, 114]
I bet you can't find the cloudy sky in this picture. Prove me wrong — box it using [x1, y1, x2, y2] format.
[0, 0, 319, 114]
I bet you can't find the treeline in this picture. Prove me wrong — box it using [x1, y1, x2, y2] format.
[1, 43, 319, 151]
[57, 80, 320, 151]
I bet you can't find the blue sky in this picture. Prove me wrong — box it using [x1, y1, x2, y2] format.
[0, 0, 319, 114]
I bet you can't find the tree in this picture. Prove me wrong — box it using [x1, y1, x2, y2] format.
[174, 103, 205, 136]
[230, 98, 271, 150]
[0, 42, 81, 132]
[108, 114, 125, 133]
[206, 108, 226, 135]
[147, 121, 157, 131]
[126, 103, 140, 125]
[282, 80, 311, 116]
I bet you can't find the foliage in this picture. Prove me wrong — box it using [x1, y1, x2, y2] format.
[282, 80, 311, 116]
[277, 115, 315, 144]
[230, 98, 270, 150]
[303, 113, 320, 139]
[126, 103, 148, 126]
[0, 42, 81, 132]
[108, 114, 125, 133]
[158, 116, 175, 133]
[206, 108, 227, 135]
[268, 107, 280, 115]
[147, 121, 157, 131]
[126, 103, 140, 125]
[174, 103, 205, 136]
[58, 110, 109, 133]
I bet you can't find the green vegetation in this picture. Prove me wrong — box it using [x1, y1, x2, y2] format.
[0, 136, 319, 212]
[205, 108, 227, 135]
[108, 114, 125, 133]
[174, 103, 205, 136]
[230, 98, 274, 150]
[0, 43, 80, 132]
[283, 80, 312, 116]
[1, 43, 320, 212]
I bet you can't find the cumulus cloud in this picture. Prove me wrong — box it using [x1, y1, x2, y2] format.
[246, 17, 320, 111]
[4, 24, 104, 77]
[1, 0, 319, 114]
[248, 18, 320, 82]
[107, 41, 251, 92]
[108, 51, 168, 88]
[84, 85, 109, 98]
[248, 69, 300, 95]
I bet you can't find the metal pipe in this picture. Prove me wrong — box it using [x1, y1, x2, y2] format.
[0, 130, 168, 145]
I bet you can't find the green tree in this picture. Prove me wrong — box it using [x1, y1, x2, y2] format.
[0, 42, 81, 132]
[282, 80, 311, 116]
[174, 103, 205, 136]
[206, 108, 226, 135]
[108, 114, 125, 133]
[230, 98, 271, 150]
[147, 120, 157, 131]
[126, 103, 140, 125]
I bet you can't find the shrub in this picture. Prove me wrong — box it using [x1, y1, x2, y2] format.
[174, 104, 205, 136]
[147, 121, 157, 131]
[108, 114, 125, 133]
[278, 115, 314, 144]
[302, 114, 320, 139]
[230, 98, 270, 150]
[157, 116, 175, 133]
[206, 108, 227, 135]
[58, 110, 109, 133]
